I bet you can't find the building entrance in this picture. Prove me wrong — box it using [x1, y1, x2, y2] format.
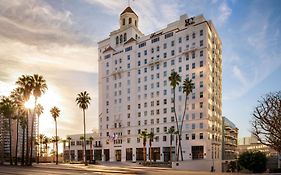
[115, 150, 121, 161]
[104, 149, 110, 161]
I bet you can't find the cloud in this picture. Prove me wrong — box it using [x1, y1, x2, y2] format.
[218, 1, 232, 24]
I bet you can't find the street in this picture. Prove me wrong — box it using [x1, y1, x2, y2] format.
[1, 164, 281, 175]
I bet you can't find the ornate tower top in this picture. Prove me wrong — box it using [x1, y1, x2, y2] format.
[119, 6, 138, 29]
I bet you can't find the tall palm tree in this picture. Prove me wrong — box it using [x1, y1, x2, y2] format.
[19, 114, 27, 166]
[80, 136, 85, 162]
[76, 91, 91, 165]
[139, 131, 148, 162]
[50, 106, 60, 165]
[89, 136, 94, 161]
[10, 88, 25, 165]
[16, 75, 33, 165]
[166, 127, 175, 162]
[35, 104, 44, 164]
[178, 78, 194, 161]
[67, 137, 72, 162]
[0, 96, 15, 165]
[30, 74, 47, 165]
[168, 71, 181, 161]
[147, 132, 155, 162]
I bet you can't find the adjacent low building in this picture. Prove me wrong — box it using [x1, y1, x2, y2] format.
[64, 133, 101, 162]
[222, 116, 238, 160]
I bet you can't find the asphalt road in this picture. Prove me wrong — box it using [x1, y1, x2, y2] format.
[0, 166, 139, 175]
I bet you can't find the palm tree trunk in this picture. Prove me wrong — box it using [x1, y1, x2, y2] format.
[25, 111, 29, 165]
[83, 109, 87, 165]
[21, 126, 25, 166]
[29, 98, 37, 165]
[178, 94, 188, 161]
[8, 116, 12, 165]
[15, 118, 19, 165]
[172, 88, 179, 161]
[55, 120, 58, 165]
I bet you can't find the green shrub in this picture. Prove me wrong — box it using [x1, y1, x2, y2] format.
[238, 151, 267, 173]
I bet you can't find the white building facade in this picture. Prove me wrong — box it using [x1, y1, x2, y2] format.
[98, 6, 222, 168]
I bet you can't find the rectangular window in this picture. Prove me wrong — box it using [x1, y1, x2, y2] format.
[200, 92, 203, 98]
[178, 37, 182, 43]
[138, 52, 141, 58]
[200, 61, 203, 67]
[199, 133, 203, 139]
[171, 59, 175, 65]
[200, 30, 203, 36]
[199, 123, 203, 129]
[151, 37, 160, 43]
[139, 42, 146, 48]
[163, 43, 167, 49]
[186, 134, 189, 140]
[192, 133, 195, 140]
[125, 46, 132, 52]
[171, 50, 175, 56]
[192, 63, 195, 69]
[144, 50, 147, 55]
[164, 52, 167, 58]
[186, 64, 189, 71]
[200, 50, 203, 57]
[200, 40, 203, 47]
[164, 32, 173, 39]
[186, 35, 189, 41]
[171, 40, 175, 47]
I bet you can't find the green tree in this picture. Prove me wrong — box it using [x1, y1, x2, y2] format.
[42, 137, 50, 156]
[16, 75, 33, 165]
[0, 96, 15, 165]
[67, 136, 72, 162]
[147, 132, 155, 162]
[139, 131, 148, 162]
[238, 151, 267, 173]
[168, 71, 181, 161]
[76, 91, 91, 165]
[50, 106, 60, 165]
[30, 74, 47, 165]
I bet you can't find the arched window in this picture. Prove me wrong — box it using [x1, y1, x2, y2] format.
[129, 18, 132, 24]
[124, 33, 127, 42]
[120, 34, 123, 43]
[123, 18, 125, 25]
[116, 36, 119, 44]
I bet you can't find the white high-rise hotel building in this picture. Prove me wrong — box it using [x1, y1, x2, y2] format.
[98, 6, 222, 166]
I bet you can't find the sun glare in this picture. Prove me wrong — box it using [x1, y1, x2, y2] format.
[24, 95, 35, 109]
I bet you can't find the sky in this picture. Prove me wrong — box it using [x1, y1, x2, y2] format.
[0, 0, 281, 139]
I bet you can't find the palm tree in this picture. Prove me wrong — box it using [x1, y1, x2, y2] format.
[0, 96, 15, 165]
[76, 91, 91, 165]
[50, 106, 60, 165]
[10, 88, 25, 165]
[30, 74, 47, 165]
[35, 104, 44, 164]
[42, 137, 50, 156]
[166, 127, 176, 162]
[139, 131, 148, 162]
[147, 132, 155, 162]
[16, 75, 33, 165]
[67, 137, 72, 162]
[19, 114, 27, 166]
[39, 134, 45, 158]
[89, 136, 94, 161]
[168, 71, 181, 161]
[177, 78, 194, 161]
